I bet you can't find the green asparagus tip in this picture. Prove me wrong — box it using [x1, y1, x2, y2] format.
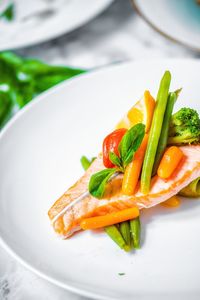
[123, 244, 131, 252]
[174, 88, 182, 97]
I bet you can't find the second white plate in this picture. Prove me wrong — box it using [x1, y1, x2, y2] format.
[0, 0, 113, 51]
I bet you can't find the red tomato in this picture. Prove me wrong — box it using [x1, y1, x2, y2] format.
[103, 128, 127, 168]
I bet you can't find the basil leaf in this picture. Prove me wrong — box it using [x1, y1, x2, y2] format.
[0, 52, 85, 127]
[109, 152, 122, 168]
[80, 156, 96, 171]
[119, 123, 145, 168]
[89, 168, 117, 198]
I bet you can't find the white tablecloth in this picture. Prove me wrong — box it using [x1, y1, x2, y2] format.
[0, 1, 197, 299]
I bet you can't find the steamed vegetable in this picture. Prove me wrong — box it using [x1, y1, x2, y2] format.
[157, 146, 184, 179]
[122, 134, 148, 195]
[161, 196, 181, 207]
[152, 92, 177, 175]
[130, 217, 141, 249]
[168, 108, 200, 145]
[179, 177, 200, 198]
[141, 71, 171, 193]
[89, 124, 145, 198]
[103, 128, 127, 168]
[104, 225, 130, 251]
[119, 221, 131, 250]
[80, 207, 140, 230]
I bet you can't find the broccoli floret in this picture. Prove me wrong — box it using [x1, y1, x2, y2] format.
[168, 107, 200, 145]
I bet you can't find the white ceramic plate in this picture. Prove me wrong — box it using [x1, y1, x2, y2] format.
[0, 60, 200, 300]
[133, 0, 200, 52]
[0, 0, 113, 51]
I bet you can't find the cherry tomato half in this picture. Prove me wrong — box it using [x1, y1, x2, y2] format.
[103, 128, 127, 168]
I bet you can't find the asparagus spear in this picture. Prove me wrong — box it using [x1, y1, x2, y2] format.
[141, 71, 171, 193]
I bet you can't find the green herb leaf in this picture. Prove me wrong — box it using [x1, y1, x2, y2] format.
[109, 152, 122, 168]
[89, 168, 117, 198]
[0, 3, 14, 21]
[119, 123, 145, 168]
[80, 156, 96, 171]
[0, 52, 85, 128]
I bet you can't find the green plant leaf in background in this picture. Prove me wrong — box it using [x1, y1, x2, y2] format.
[0, 52, 85, 128]
[0, 3, 14, 21]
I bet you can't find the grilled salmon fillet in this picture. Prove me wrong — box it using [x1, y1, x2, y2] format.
[48, 145, 200, 238]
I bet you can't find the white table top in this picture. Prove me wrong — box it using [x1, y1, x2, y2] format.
[0, 0, 197, 299]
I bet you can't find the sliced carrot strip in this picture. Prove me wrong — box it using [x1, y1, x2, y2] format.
[122, 134, 148, 195]
[80, 207, 139, 230]
[161, 196, 180, 208]
[157, 146, 184, 179]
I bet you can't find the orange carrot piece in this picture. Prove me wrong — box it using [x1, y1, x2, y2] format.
[80, 207, 139, 230]
[157, 146, 184, 179]
[122, 134, 148, 195]
[161, 196, 180, 208]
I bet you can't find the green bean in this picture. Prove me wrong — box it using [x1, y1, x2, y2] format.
[141, 71, 171, 193]
[130, 217, 141, 249]
[119, 221, 131, 249]
[104, 225, 130, 251]
[152, 92, 177, 175]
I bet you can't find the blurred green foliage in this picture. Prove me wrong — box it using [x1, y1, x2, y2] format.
[0, 52, 85, 128]
[0, 3, 14, 21]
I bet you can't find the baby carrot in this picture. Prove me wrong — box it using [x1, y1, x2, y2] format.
[122, 134, 148, 195]
[152, 92, 177, 175]
[80, 207, 139, 230]
[161, 196, 180, 208]
[157, 146, 184, 179]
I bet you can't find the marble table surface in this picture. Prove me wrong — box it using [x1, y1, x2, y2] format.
[0, 0, 198, 299]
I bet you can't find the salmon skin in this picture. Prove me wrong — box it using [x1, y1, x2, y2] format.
[48, 145, 200, 238]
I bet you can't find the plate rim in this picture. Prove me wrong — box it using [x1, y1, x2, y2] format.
[0, 0, 114, 51]
[0, 58, 199, 300]
[131, 0, 200, 53]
